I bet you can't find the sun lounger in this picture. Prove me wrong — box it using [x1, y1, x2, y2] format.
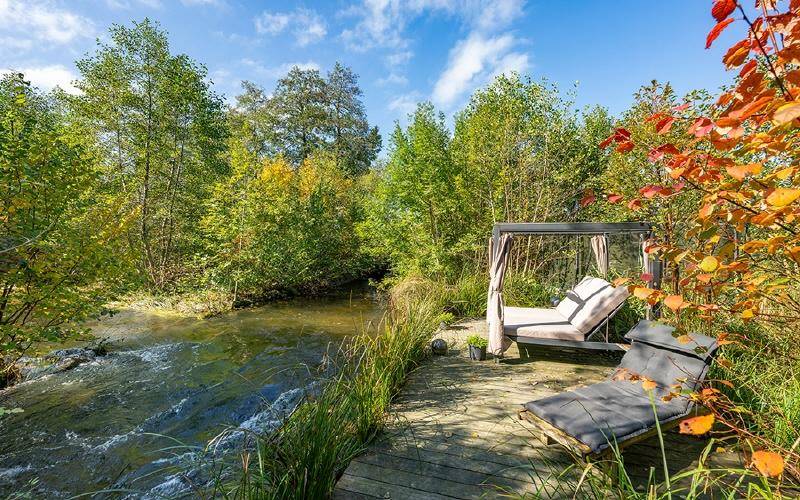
[504, 276, 629, 350]
[518, 320, 719, 458]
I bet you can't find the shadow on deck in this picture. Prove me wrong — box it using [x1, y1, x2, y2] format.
[334, 319, 741, 499]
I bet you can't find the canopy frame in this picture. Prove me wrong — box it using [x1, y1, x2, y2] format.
[488, 222, 660, 354]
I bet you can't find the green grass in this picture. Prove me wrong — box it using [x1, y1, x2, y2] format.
[212, 277, 445, 498]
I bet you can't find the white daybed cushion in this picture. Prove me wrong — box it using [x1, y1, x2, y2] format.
[503, 306, 583, 342]
[555, 276, 629, 334]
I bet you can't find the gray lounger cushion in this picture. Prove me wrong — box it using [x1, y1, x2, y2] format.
[503, 306, 584, 341]
[524, 320, 718, 454]
[504, 277, 628, 342]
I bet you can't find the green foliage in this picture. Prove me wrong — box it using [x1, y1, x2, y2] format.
[0, 74, 126, 370]
[363, 75, 613, 280]
[234, 63, 381, 176]
[466, 334, 488, 348]
[200, 147, 371, 300]
[72, 18, 228, 291]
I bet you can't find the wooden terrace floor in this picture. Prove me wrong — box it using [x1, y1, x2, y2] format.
[333, 319, 742, 499]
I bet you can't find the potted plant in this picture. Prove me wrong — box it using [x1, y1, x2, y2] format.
[466, 335, 488, 361]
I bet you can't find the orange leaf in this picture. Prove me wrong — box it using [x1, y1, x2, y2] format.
[607, 193, 623, 203]
[642, 378, 658, 391]
[773, 102, 800, 125]
[612, 277, 630, 287]
[699, 256, 720, 272]
[725, 163, 762, 181]
[712, 0, 737, 22]
[751, 451, 784, 478]
[633, 287, 656, 300]
[664, 295, 685, 311]
[580, 191, 596, 207]
[679, 414, 715, 435]
[766, 188, 800, 207]
[707, 18, 735, 49]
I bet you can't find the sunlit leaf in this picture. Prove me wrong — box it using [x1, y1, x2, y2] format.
[679, 414, 715, 435]
[751, 451, 784, 478]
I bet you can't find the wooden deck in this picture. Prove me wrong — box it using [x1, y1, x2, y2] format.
[334, 319, 742, 499]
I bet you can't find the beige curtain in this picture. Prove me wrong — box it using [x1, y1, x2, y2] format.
[487, 233, 513, 355]
[590, 234, 609, 278]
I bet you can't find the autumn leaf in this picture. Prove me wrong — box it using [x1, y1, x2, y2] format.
[711, 0, 737, 22]
[607, 193, 623, 203]
[773, 102, 800, 125]
[679, 414, 715, 435]
[640, 272, 654, 282]
[725, 163, 761, 181]
[699, 256, 720, 272]
[633, 287, 656, 300]
[664, 295, 685, 311]
[641, 378, 658, 391]
[766, 188, 800, 207]
[580, 191, 596, 207]
[612, 277, 630, 287]
[706, 18, 735, 48]
[751, 451, 784, 478]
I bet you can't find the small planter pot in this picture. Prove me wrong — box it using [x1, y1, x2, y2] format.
[468, 345, 487, 361]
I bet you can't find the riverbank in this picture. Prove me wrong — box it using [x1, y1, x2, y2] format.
[0, 286, 383, 497]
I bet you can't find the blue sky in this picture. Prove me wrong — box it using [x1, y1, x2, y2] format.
[1, 0, 740, 143]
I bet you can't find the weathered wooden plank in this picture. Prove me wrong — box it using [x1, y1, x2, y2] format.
[344, 460, 505, 499]
[334, 318, 742, 498]
[334, 473, 451, 500]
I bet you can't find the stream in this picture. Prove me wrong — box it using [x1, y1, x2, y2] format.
[0, 286, 382, 497]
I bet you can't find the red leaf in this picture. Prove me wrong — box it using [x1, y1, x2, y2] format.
[640, 185, 663, 198]
[599, 134, 615, 148]
[616, 141, 634, 153]
[688, 117, 714, 137]
[672, 103, 691, 112]
[712, 0, 737, 22]
[707, 18, 735, 49]
[607, 194, 623, 204]
[640, 272, 654, 282]
[656, 116, 675, 134]
[628, 198, 642, 210]
[580, 191, 596, 207]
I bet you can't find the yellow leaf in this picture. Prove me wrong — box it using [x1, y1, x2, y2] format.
[751, 450, 784, 478]
[741, 309, 754, 319]
[612, 277, 630, 287]
[699, 256, 719, 272]
[679, 414, 715, 435]
[773, 101, 800, 125]
[664, 295, 684, 311]
[642, 378, 658, 391]
[766, 188, 800, 207]
[725, 163, 762, 181]
[633, 287, 655, 300]
[775, 167, 795, 180]
[676, 334, 693, 344]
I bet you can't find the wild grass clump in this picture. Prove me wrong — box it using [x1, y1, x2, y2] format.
[216, 278, 445, 499]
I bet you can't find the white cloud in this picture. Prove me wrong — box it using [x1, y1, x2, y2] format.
[340, 0, 524, 51]
[241, 59, 321, 79]
[106, 0, 162, 8]
[0, 0, 94, 46]
[432, 32, 529, 108]
[1, 65, 80, 94]
[181, 0, 224, 6]
[388, 91, 423, 116]
[377, 73, 408, 86]
[254, 8, 326, 47]
[255, 12, 290, 35]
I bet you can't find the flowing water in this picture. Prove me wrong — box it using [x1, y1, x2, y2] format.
[0, 286, 382, 497]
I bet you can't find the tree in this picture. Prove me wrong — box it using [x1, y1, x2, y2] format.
[594, 0, 800, 468]
[235, 63, 380, 175]
[325, 63, 381, 176]
[0, 74, 126, 383]
[72, 19, 228, 290]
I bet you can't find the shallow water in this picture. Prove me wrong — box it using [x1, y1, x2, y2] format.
[0, 286, 382, 497]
